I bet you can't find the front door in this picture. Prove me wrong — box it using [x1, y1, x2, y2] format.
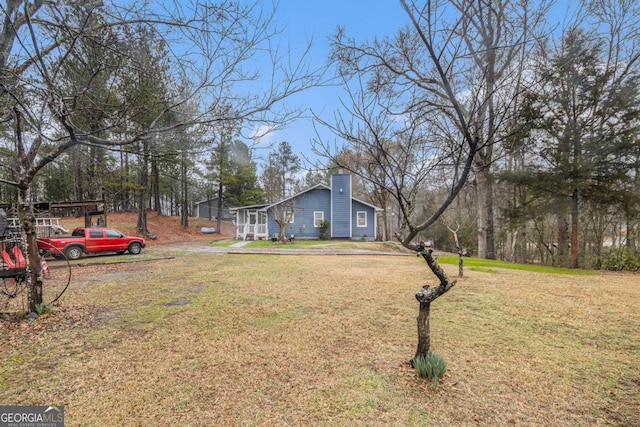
[248, 211, 257, 236]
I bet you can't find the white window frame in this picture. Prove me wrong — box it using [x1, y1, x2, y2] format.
[314, 211, 324, 227]
[285, 210, 294, 224]
[356, 211, 367, 227]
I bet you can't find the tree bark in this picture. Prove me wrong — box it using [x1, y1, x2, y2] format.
[557, 213, 568, 266]
[13, 109, 42, 312]
[88, 141, 98, 200]
[216, 181, 223, 233]
[570, 188, 579, 268]
[446, 224, 464, 277]
[413, 249, 457, 361]
[17, 189, 42, 312]
[415, 301, 431, 359]
[74, 150, 84, 215]
[152, 154, 161, 215]
[626, 211, 637, 250]
[181, 148, 189, 228]
[475, 168, 495, 259]
[138, 139, 151, 234]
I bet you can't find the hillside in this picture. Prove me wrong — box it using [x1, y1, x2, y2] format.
[57, 211, 235, 245]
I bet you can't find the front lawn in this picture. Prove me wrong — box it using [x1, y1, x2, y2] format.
[1, 253, 638, 425]
[436, 255, 596, 275]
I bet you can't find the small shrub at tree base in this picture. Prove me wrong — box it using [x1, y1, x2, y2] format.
[35, 302, 53, 316]
[413, 351, 447, 390]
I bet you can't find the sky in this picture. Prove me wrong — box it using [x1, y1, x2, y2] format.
[249, 1, 576, 171]
[252, 1, 412, 170]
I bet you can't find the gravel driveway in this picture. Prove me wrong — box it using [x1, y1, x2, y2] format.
[148, 240, 411, 256]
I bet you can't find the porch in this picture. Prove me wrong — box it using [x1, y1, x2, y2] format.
[232, 206, 269, 240]
[236, 223, 269, 240]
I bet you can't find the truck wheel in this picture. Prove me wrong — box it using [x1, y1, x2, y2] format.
[64, 246, 83, 260]
[128, 242, 142, 255]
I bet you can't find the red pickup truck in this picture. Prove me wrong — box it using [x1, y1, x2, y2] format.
[37, 227, 145, 260]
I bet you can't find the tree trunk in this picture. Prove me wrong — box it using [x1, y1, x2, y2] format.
[506, 230, 518, 263]
[152, 155, 162, 215]
[279, 222, 287, 243]
[74, 149, 84, 214]
[88, 144, 97, 200]
[137, 196, 148, 234]
[137, 141, 150, 235]
[181, 150, 189, 228]
[415, 301, 431, 358]
[557, 214, 568, 267]
[119, 151, 128, 211]
[625, 210, 636, 250]
[216, 181, 223, 233]
[17, 189, 42, 312]
[448, 226, 464, 277]
[84, 209, 91, 228]
[475, 168, 495, 259]
[570, 188, 579, 268]
[413, 249, 456, 361]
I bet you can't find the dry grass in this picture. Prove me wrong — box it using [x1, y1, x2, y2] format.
[0, 212, 232, 313]
[1, 251, 639, 426]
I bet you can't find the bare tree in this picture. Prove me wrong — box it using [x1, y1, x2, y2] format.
[316, 0, 549, 361]
[316, 43, 476, 363]
[0, 0, 326, 311]
[444, 221, 465, 277]
[271, 201, 296, 243]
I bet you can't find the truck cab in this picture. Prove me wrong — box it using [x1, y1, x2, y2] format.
[38, 227, 145, 260]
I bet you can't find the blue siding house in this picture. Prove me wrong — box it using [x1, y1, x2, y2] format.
[230, 174, 382, 240]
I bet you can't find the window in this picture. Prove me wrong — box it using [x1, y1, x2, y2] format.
[106, 229, 123, 238]
[285, 210, 294, 224]
[89, 229, 103, 238]
[357, 211, 367, 227]
[314, 211, 324, 227]
[259, 212, 267, 224]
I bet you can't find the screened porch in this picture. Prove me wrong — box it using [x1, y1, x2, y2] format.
[233, 207, 268, 240]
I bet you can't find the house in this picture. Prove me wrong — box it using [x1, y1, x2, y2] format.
[194, 197, 234, 220]
[230, 173, 382, 241]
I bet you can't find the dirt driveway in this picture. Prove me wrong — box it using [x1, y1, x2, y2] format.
[148, 239, 412, 256]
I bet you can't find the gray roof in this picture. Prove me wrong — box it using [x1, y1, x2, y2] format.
[230, 183, 383, 212]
